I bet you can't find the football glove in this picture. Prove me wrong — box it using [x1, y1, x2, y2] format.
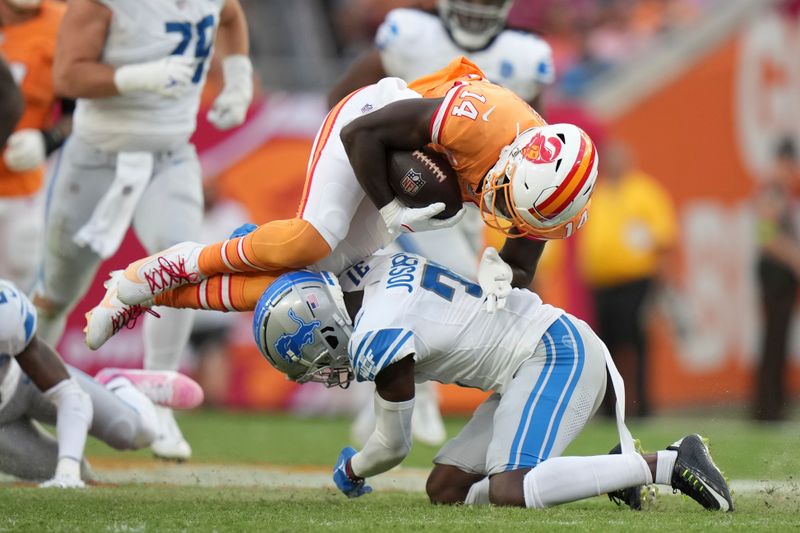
[229, 223, 258, 239]
[114, 56, 195, 98]
[3, 129, 46, 172]
[478, 247, 512, 313]
[207, 55, 253, 130]
[333, 446, 372, 498]
[379, 199, 465, 235]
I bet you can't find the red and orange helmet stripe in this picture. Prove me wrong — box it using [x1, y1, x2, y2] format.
[528, 130, 596, 221]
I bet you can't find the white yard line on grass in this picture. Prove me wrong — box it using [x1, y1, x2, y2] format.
[1, 461, 795, 496]
[88, 463, 800, 496]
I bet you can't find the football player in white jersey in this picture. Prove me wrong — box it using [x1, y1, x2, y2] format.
[0, 279, 203, 488]
[252, 254, 734, 512]
[327, 0, 555, 447]
[34, 0, 252, 460]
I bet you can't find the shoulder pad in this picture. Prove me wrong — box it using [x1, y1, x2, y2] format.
[0, 281, 37, 358]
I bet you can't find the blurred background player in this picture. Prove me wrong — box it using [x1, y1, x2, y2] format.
[0, 55, 22, 145]
[753, 137, 800, 422]
[0, 279, 202, 487]
[576, 140, 676, 418]
[0, 0, 72, 291]
[34, 0, 253, 460]
[327, 0, 555, 446]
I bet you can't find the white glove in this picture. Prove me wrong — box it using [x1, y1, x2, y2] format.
[40, 475, 86, 489]
[114, 56, 195, 98]
[379, 198, 465, 235]
[478, 247, 513, 313]
[207, 55, 253, 130]
[3, 129, 46, 171]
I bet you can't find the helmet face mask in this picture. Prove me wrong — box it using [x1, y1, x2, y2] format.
[253, 271, 354, 388]
[480, 124, 598, 240]
[438, 0, 513, 50]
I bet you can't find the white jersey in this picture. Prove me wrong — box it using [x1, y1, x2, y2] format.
[74, 0, 225, 152]
[0, 280, 36, 411]
[376, 8, 555, 102]
[339, 253, 563, 393]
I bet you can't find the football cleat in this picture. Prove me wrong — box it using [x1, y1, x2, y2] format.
[607, 443, 643, 510]
[150, 407, 192, 461]
[94, 369, 204, 410]
[667, 434, 733, 512]
[84, 271, 158, 350]
[117, 242, 203, 305]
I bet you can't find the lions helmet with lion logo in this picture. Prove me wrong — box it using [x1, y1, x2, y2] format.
[480, 123, 598, 240]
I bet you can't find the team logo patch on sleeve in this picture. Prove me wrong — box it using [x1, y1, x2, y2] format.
[274, 309, 321, 362]
[401, 169, 425, 196]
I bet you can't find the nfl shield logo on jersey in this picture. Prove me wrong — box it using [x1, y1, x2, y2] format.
[401, 169, 425, 196]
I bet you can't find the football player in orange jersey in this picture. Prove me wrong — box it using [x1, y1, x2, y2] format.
[85, 58, 598, 350]
[0, 0, 72, 290]
[0, 56, 23, 145]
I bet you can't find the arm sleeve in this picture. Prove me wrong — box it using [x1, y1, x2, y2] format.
[350, 392, 414, 478]
[43, 377, 94, 463]
[348, 327, 416, 382]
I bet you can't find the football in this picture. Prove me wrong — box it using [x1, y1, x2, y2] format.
[387, 146, 462, 219]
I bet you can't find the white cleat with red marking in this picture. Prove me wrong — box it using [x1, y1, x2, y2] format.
[84, 271, 158, 350]
[117, 242, 204, 305]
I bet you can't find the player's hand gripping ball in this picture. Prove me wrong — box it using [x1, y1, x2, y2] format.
[387, 146, 462, 219]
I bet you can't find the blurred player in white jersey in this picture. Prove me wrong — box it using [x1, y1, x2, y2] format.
[34, 0, 252, 460]
[328, 0, 555, 447]
[0, 279, 202, 487]
[253, 255, 734, 512]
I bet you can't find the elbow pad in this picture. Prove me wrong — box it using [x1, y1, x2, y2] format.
[350, 393, 414, 478]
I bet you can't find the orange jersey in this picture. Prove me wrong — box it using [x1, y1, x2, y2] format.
[409, 57, 546, 202]
[0, 0, 64, 197]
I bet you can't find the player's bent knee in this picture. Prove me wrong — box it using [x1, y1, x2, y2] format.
[426, 465, 481, 505]
[488, 470, 528, 507]
[99, 415, 145, 451]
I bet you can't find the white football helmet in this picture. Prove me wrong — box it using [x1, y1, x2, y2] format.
[5, 0, 42, 10]
[438, 0, 513, 50]
[480, 124, 599, 240]
[252, 270, 354, 388]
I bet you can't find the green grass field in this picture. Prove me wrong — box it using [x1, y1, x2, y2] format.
[2, 411, 798, 532]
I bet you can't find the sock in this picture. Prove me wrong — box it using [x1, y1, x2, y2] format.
[197, 218, 330, 276]
[105, 376, 158, 447]
[523, 454, 653, 509]
[655, 450, 678, 485]
[464, 477, 490, 505]
[154, 273, 281, 311]
[143, 306, 193, 371]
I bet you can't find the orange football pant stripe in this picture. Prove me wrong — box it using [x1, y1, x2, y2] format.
[154, 272, 284, 312]
[197, 218, 331, 276]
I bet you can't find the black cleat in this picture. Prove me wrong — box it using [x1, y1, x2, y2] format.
[668, 434, 734, 512]
[607, 443, 643, 510]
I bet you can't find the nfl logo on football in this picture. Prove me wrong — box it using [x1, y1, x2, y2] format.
[400, 169, 425, 196]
